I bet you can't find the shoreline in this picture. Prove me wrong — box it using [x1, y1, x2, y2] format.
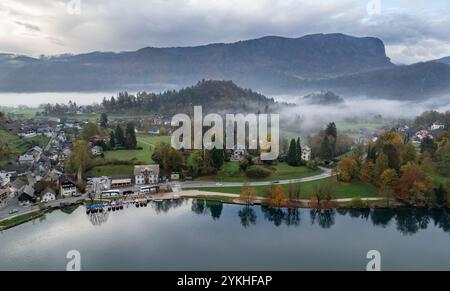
[0, 192, 446, 231]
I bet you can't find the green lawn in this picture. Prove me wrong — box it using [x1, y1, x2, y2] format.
[196, 162, 322, 182]
[189, 178, 379, 199]
[89, 134, 170, 176]
[88, 164, 135, 177]
[0, 107, 44, 119]
[336, 122, 382, 133]
[0, 128, 50, 165]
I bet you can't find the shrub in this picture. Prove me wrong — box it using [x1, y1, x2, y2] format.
[245, 165, 273, 178]
[349, 197, 369, 209]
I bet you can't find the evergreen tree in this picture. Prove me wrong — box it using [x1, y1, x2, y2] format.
[210, 148, 225, 170]
[320, 136, 333, 160]
[124, 121, 137, 149]
[287, 139, 299, 166]
[100, 113, 108, 128]
[325, 122, 337, 139]
[109, 131, 115, 148]
[115, 125, 125, 146]
[296, 137, 302, 165]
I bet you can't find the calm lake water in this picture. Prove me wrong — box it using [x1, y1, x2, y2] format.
[1, 199, 450, 271]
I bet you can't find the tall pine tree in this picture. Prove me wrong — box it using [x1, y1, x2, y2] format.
[115, 125, 125, 147]
[287, 139, 299, 166]
[296, 137, 302, 165]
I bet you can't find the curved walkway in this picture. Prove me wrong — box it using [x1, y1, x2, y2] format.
[180, 167, 334, 189]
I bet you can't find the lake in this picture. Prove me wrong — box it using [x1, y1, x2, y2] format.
[0, 199, 450, 271]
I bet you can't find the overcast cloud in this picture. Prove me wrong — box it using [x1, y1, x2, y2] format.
[0, 0, 449, 64]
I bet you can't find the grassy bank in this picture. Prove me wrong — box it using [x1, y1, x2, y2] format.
[187, 178, 379, 200]
[196, 162, 323, 182]
[0, 210, 45, 230]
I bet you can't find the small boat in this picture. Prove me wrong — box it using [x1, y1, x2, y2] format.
[86, 209, 90, 215]
[99, 207, 103, 213]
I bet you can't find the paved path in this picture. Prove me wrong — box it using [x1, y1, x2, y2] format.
[180, 167, 334, 189]
[153, 190, 385, 204]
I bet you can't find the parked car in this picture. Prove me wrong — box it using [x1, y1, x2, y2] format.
[9, 209, 19, 214]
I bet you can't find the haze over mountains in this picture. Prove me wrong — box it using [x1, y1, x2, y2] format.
[1, 33, 449, 100]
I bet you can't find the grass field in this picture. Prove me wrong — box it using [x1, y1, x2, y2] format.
[89, 134, 170, 176]
[0, 107, 44, 119]
[336, 122, 383, 133]
[189, 178, 379, 199]
[0, 128, 50, 165]
[196, 162, 322, 182]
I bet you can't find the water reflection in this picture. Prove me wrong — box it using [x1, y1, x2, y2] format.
[82, 198, 450, 236]
[238, 206, 257, 228]
[89, 211, 110, 226]
[152, 199, 185, 213]
[261, 206, 301, 227]
[310, 209, 335, 229]
[191, 199, 223, 220]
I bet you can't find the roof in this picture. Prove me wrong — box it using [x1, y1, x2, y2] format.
[111, 178, 132, 184]
[134, 165, 160, 176]
[10, 179, 26, 190]
[42, 187, 56, 195]
[19, 154, 34, 161]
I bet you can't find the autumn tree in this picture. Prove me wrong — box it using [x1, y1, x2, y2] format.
[267, 185, 286, 207]
[240, 183, 257, 205]
[337, 157, 355, 182]
[68, 139, 92, 176]
[380, 169, 398, 206]
[374, 153, 389, 181]
[396, 163, 434, 206]
[419, 151, 434, 176]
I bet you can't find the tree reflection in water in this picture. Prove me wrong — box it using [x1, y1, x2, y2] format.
[88, 211, 110, 226]
[309, 209, 335, 229]
[260, 206, 301, 227]
[152, 199, 185, 214]
[238, 205, 257, 228]
[190, 199, 223, 220]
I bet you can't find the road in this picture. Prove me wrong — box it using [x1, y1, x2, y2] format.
[180, 167, 333, 189]
[0, 195, 87, 222]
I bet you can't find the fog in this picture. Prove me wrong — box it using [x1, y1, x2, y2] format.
[273, 94, 450, 132]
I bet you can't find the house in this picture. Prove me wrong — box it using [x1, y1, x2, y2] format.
[18, 154, 35, 165]
[301, 145, 312, 161]
[9, 179, 26, 196]
[40, 187, 56, 203]
[91, 145, 103, 156]
[415, 130, 432, 141]
[60, 179, 77, 198]
[0, 171, 11, 187]
[134, 165, 160, 185]
[0, 188, 12, 206]
[430, 122, 445, 131]
[18, 185, 35, 204]
[110, 177, 133, 188]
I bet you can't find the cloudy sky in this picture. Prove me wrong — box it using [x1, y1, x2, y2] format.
[0, 0, 449, 64]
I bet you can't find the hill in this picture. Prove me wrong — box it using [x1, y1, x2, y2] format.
[0, 33, 393, 93]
